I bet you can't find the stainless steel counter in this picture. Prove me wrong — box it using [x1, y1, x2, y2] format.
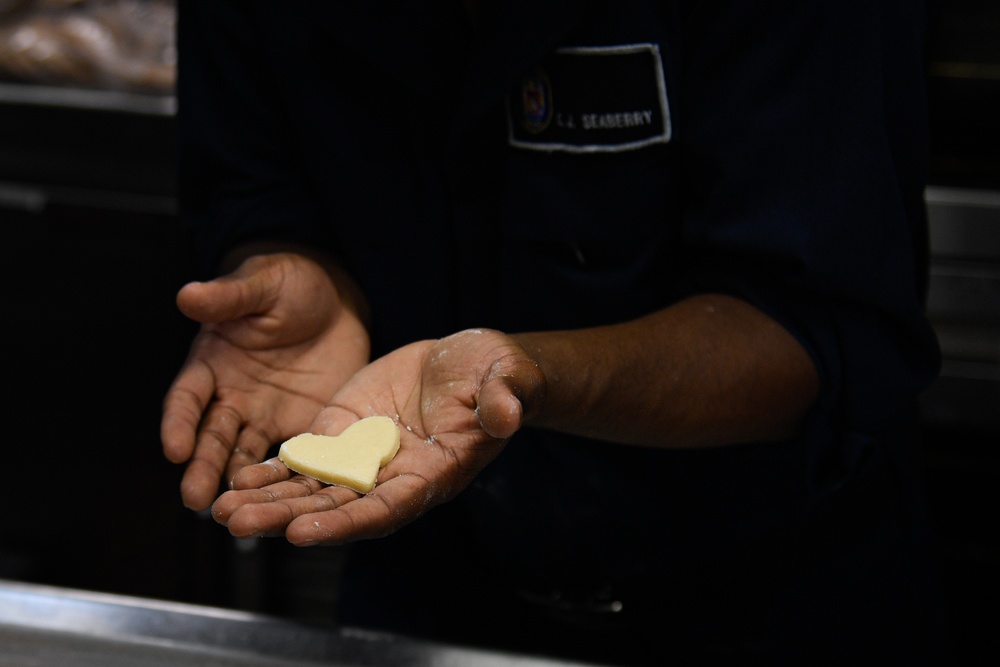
[0, 580, 606, 667]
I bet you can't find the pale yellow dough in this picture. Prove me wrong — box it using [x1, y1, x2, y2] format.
[278, 416, 400, 493]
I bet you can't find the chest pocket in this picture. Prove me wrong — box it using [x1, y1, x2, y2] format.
[494, 24, 684, 329]
[507, 43, 672, 154]
[500, 38, 680, 250]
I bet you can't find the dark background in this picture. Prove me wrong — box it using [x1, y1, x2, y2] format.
[0, 2, 997, 665]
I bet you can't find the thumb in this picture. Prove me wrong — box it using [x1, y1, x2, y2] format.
[176, 267, 274, 325]
[475, 356, 546, 440]
[476, 376, 525, 439]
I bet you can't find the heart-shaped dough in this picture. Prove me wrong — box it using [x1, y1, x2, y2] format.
[278, 416, 400, 493]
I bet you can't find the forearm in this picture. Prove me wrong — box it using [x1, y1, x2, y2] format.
[512, 293, 820, 448]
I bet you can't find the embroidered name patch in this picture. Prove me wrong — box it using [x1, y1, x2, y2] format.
[508, 43, 671, 153]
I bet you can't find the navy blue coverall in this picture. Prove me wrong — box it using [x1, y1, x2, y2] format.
[177, 1, 947, 663]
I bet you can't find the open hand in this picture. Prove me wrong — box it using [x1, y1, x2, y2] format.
[161, 252, 370, 510]
[211, 329, 545, 545]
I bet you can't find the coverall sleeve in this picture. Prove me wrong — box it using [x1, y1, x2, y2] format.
[673, 0, 940, 474]
[176, 0, 331, 274]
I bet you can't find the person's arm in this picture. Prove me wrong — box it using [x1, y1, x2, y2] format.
[671, 0, 940, 449]
[211, 295, 816, 545]
[165, 0, 376, 510]
[208, 0, 939, 548]
[509, 293, 818, 448]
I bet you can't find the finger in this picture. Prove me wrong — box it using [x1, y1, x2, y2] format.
[211, 474, 323, 524]
[160, 359, 216, 464]
[225, 427, 277, 486]
[179, 406, 244, 510]
[230, 457, 293, 490]
[227, 488, 362, 539]
[179, 457, 226, 512]
[285, 472, 434, 546]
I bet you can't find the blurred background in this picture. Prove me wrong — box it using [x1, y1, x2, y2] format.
[0, 1, 996, 665]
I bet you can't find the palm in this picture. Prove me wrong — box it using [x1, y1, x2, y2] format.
[184, 315, 359, 436]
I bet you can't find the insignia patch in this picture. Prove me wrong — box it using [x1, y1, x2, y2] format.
[519, 68, 553, 134]
[508, 43, 672, 153]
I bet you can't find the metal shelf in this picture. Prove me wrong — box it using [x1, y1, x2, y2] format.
[0, 81, 177, 210]
[0, 81, 174, 116]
